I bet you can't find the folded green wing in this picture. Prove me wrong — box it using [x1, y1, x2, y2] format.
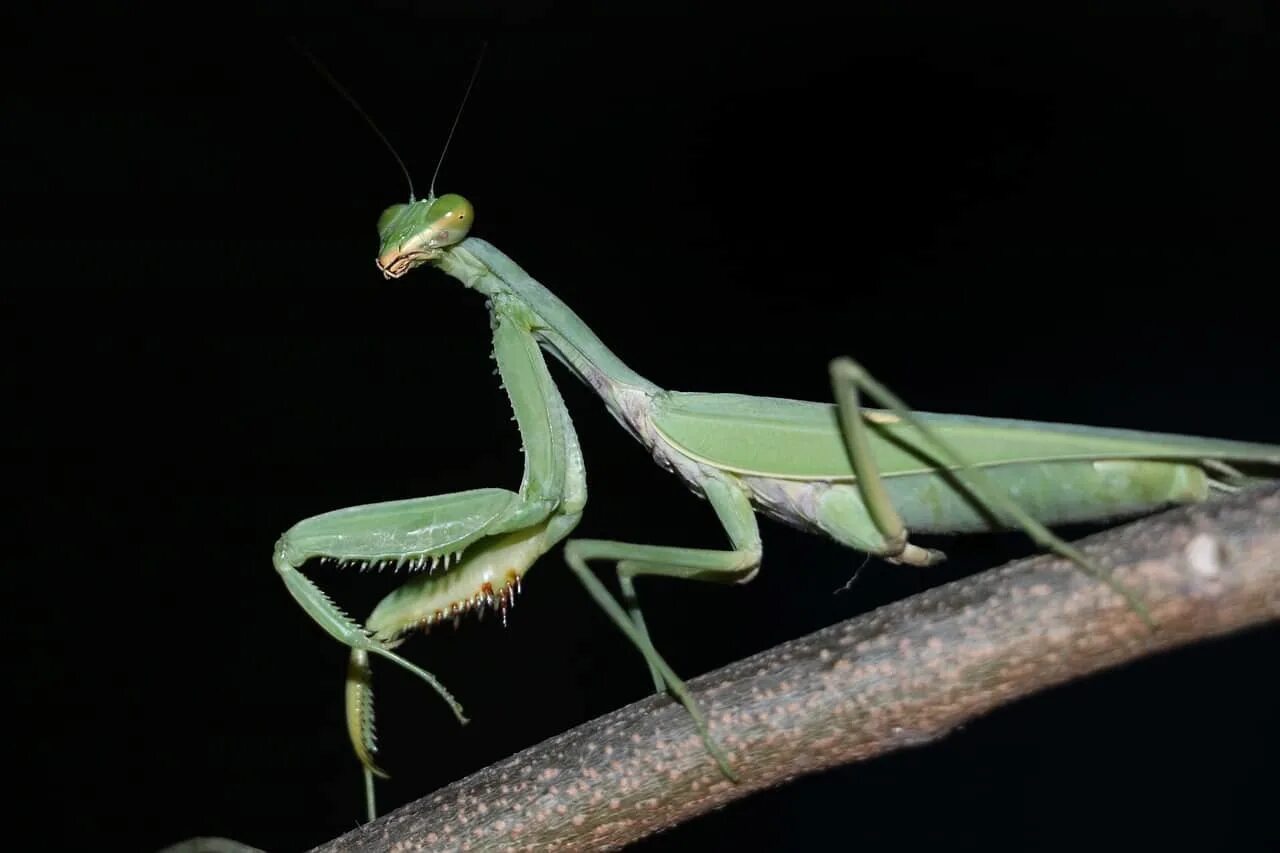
[652, 391, 1280, 480]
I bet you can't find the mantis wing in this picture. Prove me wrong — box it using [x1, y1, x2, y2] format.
[652, 391, 1280, 481]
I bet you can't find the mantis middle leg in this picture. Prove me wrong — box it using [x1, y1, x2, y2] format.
[563, 474, 760, 780]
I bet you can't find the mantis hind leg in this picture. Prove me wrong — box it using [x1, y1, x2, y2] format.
[828, 357, 1154, 625]
[563, 474, 760, 781]
[827, 359, 946, 567]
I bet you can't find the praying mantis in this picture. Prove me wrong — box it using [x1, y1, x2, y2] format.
[273, 192, 1280, 823]
[271, 49, 1280, 824]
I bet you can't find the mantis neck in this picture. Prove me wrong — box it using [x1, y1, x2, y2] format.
[437, 238, 663, 400]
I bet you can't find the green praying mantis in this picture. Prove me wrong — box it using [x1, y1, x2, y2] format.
[273, 54, 1280, 824]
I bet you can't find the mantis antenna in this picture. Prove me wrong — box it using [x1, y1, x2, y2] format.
[290, 36, 418, 201]
[428, 41, 487, 201]
[291, 36, 488, 203]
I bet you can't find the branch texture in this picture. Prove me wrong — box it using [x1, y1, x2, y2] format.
[313, 485, 1280, 852]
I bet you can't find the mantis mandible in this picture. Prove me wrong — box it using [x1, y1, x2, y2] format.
[274, 57, 1280, 823]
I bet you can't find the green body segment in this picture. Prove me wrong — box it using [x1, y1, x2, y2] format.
[826, 458, 1206, 536]
[651, 390, 1280, 536]
[440, 238, 659, 392]
[652, 391, 1280, 480]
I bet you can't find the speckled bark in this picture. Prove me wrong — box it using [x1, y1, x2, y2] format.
[312, 485, 1280, 853]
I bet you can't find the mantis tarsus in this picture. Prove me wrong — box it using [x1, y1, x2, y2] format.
[273, 49, 1280, 824]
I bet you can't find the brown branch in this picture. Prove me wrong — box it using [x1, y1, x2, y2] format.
[311, 485, 1280, 853]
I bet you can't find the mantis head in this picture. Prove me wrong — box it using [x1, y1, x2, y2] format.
[375, 193, 475, 278]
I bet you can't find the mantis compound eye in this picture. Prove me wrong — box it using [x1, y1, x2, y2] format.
[376, 203, 410, 240]
[423, 193, 474, 248]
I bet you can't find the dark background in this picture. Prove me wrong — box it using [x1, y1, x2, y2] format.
[5, 4, 1277, 852]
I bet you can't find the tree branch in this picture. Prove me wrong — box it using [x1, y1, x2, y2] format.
[312, 485, 1280, 852]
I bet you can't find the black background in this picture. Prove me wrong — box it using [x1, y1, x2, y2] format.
[6, 4, 1278, 852]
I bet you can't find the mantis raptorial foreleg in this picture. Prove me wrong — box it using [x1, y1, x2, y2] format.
[271, 291, 588, 821]
[273, 542, 472, 720]
[563, 475, 760, 780]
